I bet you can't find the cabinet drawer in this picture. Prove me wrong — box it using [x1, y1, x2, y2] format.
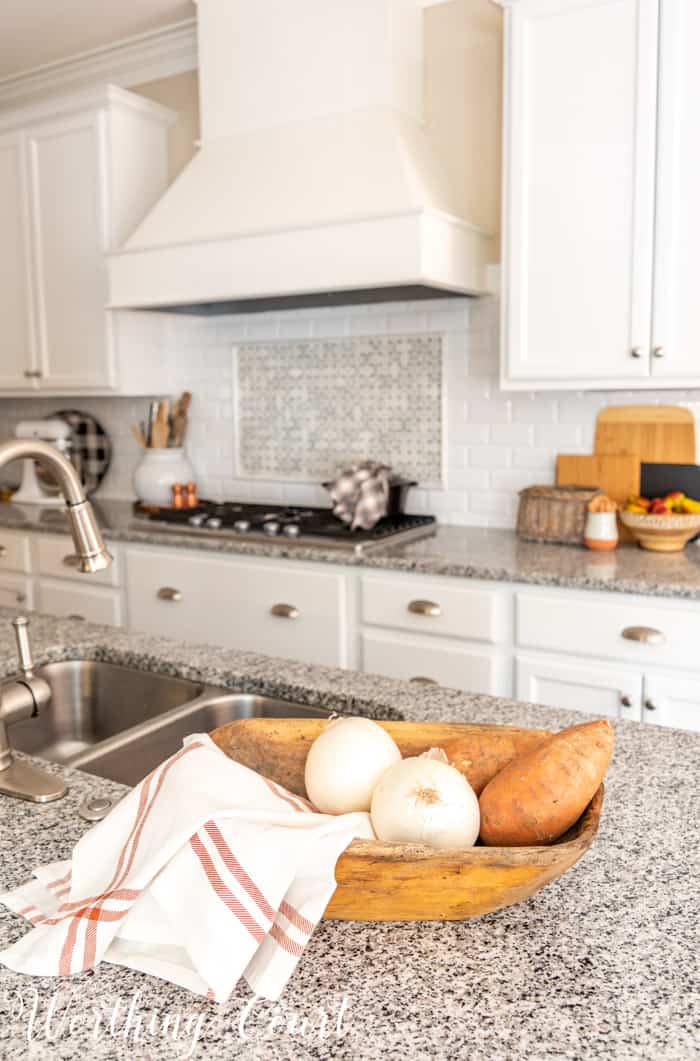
[361, 576, 504, 642]
[35, 534, 119, 586]
[36, 579, 123, 626]
[0, 574, 32, 610]
[516, 591, 700, 669]
[361, 630, 508, 696]
[126, 548, 346, 667]
[0, 531, 31, 574]
[515, 653, 642, 722]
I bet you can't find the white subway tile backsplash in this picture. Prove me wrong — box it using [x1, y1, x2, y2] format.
[2, 295, 698, 530]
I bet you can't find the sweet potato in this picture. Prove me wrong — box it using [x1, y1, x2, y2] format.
[441, 730, 549, 795]
[478, 719, 613, 846]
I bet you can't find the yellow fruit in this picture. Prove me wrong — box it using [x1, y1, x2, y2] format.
[680, 496, 700, 514]
[625, 503, 648, 514]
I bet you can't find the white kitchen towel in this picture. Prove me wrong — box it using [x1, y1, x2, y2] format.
[0, 734, 373, 1003]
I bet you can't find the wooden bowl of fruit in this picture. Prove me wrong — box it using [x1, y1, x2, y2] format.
[620, 493, 700, 552]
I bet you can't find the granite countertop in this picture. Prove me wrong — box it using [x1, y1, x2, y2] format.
[0, 610, 697, 1060]
[4, 497, 700, 600]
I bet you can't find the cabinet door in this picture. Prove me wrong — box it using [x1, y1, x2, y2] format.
[126, 547, 346, 668]
[362, 630, 511, 697]
[0, 131, 37, 389]
[501, 0, 658, 386]
[0, 574, 33, 611]
[651, 0, 700, 380]
[515, 653, 642, 720]
[26, 111, 116, 389]
[36, 579, 122, 627]
[642, 671, 700, 731]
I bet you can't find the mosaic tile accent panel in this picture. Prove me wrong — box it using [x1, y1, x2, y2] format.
[234, 334, 444, 484]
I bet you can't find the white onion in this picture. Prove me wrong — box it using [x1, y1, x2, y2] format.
[370, 752, 480, 849]
[304, 717, 402, 814]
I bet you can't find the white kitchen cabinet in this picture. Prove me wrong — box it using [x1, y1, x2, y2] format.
[515, 653, 643, 721]
[35, 579, 123, 627]
[650, 0, 700, 379]
[125, 546, 347, 668]
[362, 629, 510, 696]
[0, 86, 173, 394]
[499, 0, 700, 389]
[500, 0, 658, 388]
[642, 670, 700, 731]
[361, 574, 507, 642]
[0, 575, 32, 611]
[0, 531, 31, 575]
[0, 131, 36, 388]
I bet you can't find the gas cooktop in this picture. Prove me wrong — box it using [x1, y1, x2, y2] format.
[137, 502, 436, 555]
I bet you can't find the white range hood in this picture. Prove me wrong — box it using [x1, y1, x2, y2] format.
[108, 0, 496, 314]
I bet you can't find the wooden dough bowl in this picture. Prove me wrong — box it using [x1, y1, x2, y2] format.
[210, 718, 604, 922]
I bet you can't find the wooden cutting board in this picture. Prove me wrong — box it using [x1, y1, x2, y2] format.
[556, 454, 641, 507]
[594, 406, 696, 464]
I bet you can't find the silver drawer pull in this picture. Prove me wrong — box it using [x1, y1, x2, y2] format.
[67, 614, 85, 621]
[63, 554, 82, 569]
[0, 545, 6, 558]
[408, 599, 441, 618]
[157, 586, 182, 602]
[23, 369, 42, 378]
[621, 626, 665, 645]
[644, 699, 658, 712]
[410, 676, 440, 686]
[652, 346, 665, 359]
[271, 603, 299, 619]
[620, 695, 632, 708]
[15, 593, 26, 605]
[630, 347, 643, 359]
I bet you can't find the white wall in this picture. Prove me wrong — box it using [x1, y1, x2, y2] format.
[1, 296, 698, 527]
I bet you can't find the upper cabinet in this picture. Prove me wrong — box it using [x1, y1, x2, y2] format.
[499, 0, 700, 390]
[0, 86, 173, 394]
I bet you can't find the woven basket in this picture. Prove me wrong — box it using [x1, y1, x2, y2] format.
[517, 485, 600, 545]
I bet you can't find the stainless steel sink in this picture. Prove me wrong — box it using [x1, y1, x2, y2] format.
[11, 661, 205, 763]
[72, 692, 327, 786]
[11, 659, 328, 787]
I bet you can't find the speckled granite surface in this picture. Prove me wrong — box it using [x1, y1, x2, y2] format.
[0, 610, 697, 1059]
[4, 497, 700, 600]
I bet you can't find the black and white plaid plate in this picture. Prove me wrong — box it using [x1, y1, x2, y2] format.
[54, 409, 112, 496]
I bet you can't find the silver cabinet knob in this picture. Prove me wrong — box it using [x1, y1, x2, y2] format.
[410, 676, 440, 686]
[15, 593, 26, 605]
[0, 545, 7, 558]
[630, 347, 643, 359]
[652, 346, 665, 359]
[408, 599, 441, 617]
[270, 603, 299, 619]
[644, 699, 658, 712]
[157, 586, 182, 602]
[621, 626, 665, 645]
[620, 694, 632, 708]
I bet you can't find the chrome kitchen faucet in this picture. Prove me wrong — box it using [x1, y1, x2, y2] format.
[0, 438, 113, 802]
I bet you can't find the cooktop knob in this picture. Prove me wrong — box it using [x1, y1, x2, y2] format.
[233, 520, 251, 533]
[188, 514, 206, 527]
[263, 521, 281, 535]
[206, 517, 223, 529]
[283, 524, 301, 538]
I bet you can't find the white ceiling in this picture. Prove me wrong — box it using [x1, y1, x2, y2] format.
[0, 0, 196, 79]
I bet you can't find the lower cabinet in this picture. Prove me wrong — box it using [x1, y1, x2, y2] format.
[516, 653, 700, 732]
[0, 574, 32, 610]
[125, 546, 347, 668]
[35, 579, 123, 626]
[642, 670, 700, 730]
[515, 654, 643, 721]
[362, 630, 510, 697]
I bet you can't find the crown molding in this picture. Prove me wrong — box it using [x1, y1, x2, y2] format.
[0, 18, 198, 109]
